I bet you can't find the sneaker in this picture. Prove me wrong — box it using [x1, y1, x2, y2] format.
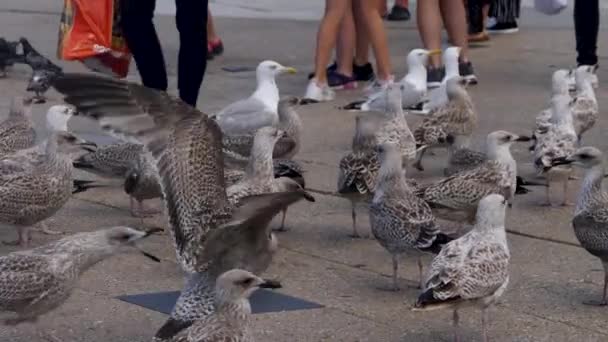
[327, 70, 357, 90]
[307, 61, 337, 80]
[304, 78, 336, 102]
[363, 76, 394, 95]
[387, 5, 411, 21]
[427, 67, 445, 88]
[209, 39, 224, 56]
[487, 21, 519, 34]
[486, 17, 497, 29]
[459, 61, 478, 85]
[468, 31, 490, 43]
[353, 62, 375, 81]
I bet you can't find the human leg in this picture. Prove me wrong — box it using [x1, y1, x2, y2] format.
[416, 0, 443, 68]
[352, 4, 375, 82]
[574, 0, 599, 66]
[354, 0, 393, 84]
[175, 0, 209, 106]
[487, 0, 520, 34]
[120, 0, 168, 92]
[207, 9, 224, 57]
[441, 0, 478, 84]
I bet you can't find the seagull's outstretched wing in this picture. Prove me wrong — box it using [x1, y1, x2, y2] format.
[53, 73, 229, 273]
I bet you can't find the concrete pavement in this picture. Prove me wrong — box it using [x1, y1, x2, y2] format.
[0, 1, 608, 341]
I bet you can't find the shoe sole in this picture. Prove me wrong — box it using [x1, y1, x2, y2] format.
[427, 81, 442, 89]
[330, 82, 358, 90]
[488, 28, 519, 35]
[463, 75, 478, 85]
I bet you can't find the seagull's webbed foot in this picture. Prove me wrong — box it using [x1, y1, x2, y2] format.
[582, 299, 608, 306]
[32, 223, 63, 235]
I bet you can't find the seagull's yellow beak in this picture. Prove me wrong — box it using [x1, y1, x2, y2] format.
[428, 49, 442, 56]
[282, 66, 297, 74]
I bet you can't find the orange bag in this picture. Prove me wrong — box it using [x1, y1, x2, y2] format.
[57, 0, 131, 78]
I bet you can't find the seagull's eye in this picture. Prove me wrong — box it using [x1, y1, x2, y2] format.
[579, 154, 591, 160]
[239, 277, 255, 287]
[269, 65, 278, 70]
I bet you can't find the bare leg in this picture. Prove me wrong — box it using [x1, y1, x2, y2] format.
[391, 254, 400, 291]
[561, 179, 573, 206]
[274, 207, 289, 232]
[417, 256, 424, 289]
[396, 0, 409, 7]
[353, 5, 370, 66]
[414, 147, 428, 171]
[583, 263, 608, 306]
[129, 196, 137, 216]
[207, 10, 220, 42]
[453, 309, 460, 342]
[336, 4, 355, 77]
[3, 226, 30, 247]
[314, 0, 351, 84]
[417, 0, 443, 68]
[440, 0, 470, 62]
[350, 200, 361, 238]
[353, 0, 392, 81]
[481, 307, 489, 342]
[32, 222, 63, 235]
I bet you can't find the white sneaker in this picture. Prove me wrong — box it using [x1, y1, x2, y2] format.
[486, 17, 497, 29]
[304, 79, 335, 102]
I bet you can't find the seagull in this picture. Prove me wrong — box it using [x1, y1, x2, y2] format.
[72, 143, 144, 178]
[571, 65, 598, 142]
[414, 194, 510, 342]
[370, 144, 451, 290]
[444, 134, 546, 194]
[124, 152, 163, 220]
[413, 76, 477, 171]
[0, 105, 95, 246]
[551, 147, 608, 306]
[163, 269, 281, 342]
[343, 49, 441, 111]
[213, 60, 297, 135]
[222, 96, 301, 166]
[0, 97, 36, 158]
[530, 69, 571, 152]
[0, 227, 160, 327]
[52, 72, 312, 340]
[533, 94, 577, 206]
[422, 46, 461, 112]
[372, 83, 417, 169]
[416, 131, 529, 223]
[337, 115, 382, 238]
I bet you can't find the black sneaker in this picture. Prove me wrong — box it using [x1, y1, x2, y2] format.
[459, 61, 478, 85]
[487, 21, 519, 34]
[353, 62, 374, 81]
[307, 61, 338, 80]
[427, 67, 445, 88]
[387, 5, 410, 21]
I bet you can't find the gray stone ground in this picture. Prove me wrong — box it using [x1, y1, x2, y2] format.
[1, 1, 608, 341]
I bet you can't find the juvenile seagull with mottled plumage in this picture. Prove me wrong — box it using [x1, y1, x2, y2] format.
[0, 226, 160, 326]
[413, 75, 477, 171]
[0, 105, 95, 247]
[533, 94, 577, 206]
[416, 131, 529, 223]
[571, 65, 598, 142]
[337, 115, 382, 238]
[414, 194, 510, 342]
[163, 269, 281, 342]
[52, 72, 312, 341]
[374, 83, 417, 168]
[222, 96, 302, 166]
[551, 147, 608, 306]
[0, 97, 36, 159]
[370, 144, 451, 291]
